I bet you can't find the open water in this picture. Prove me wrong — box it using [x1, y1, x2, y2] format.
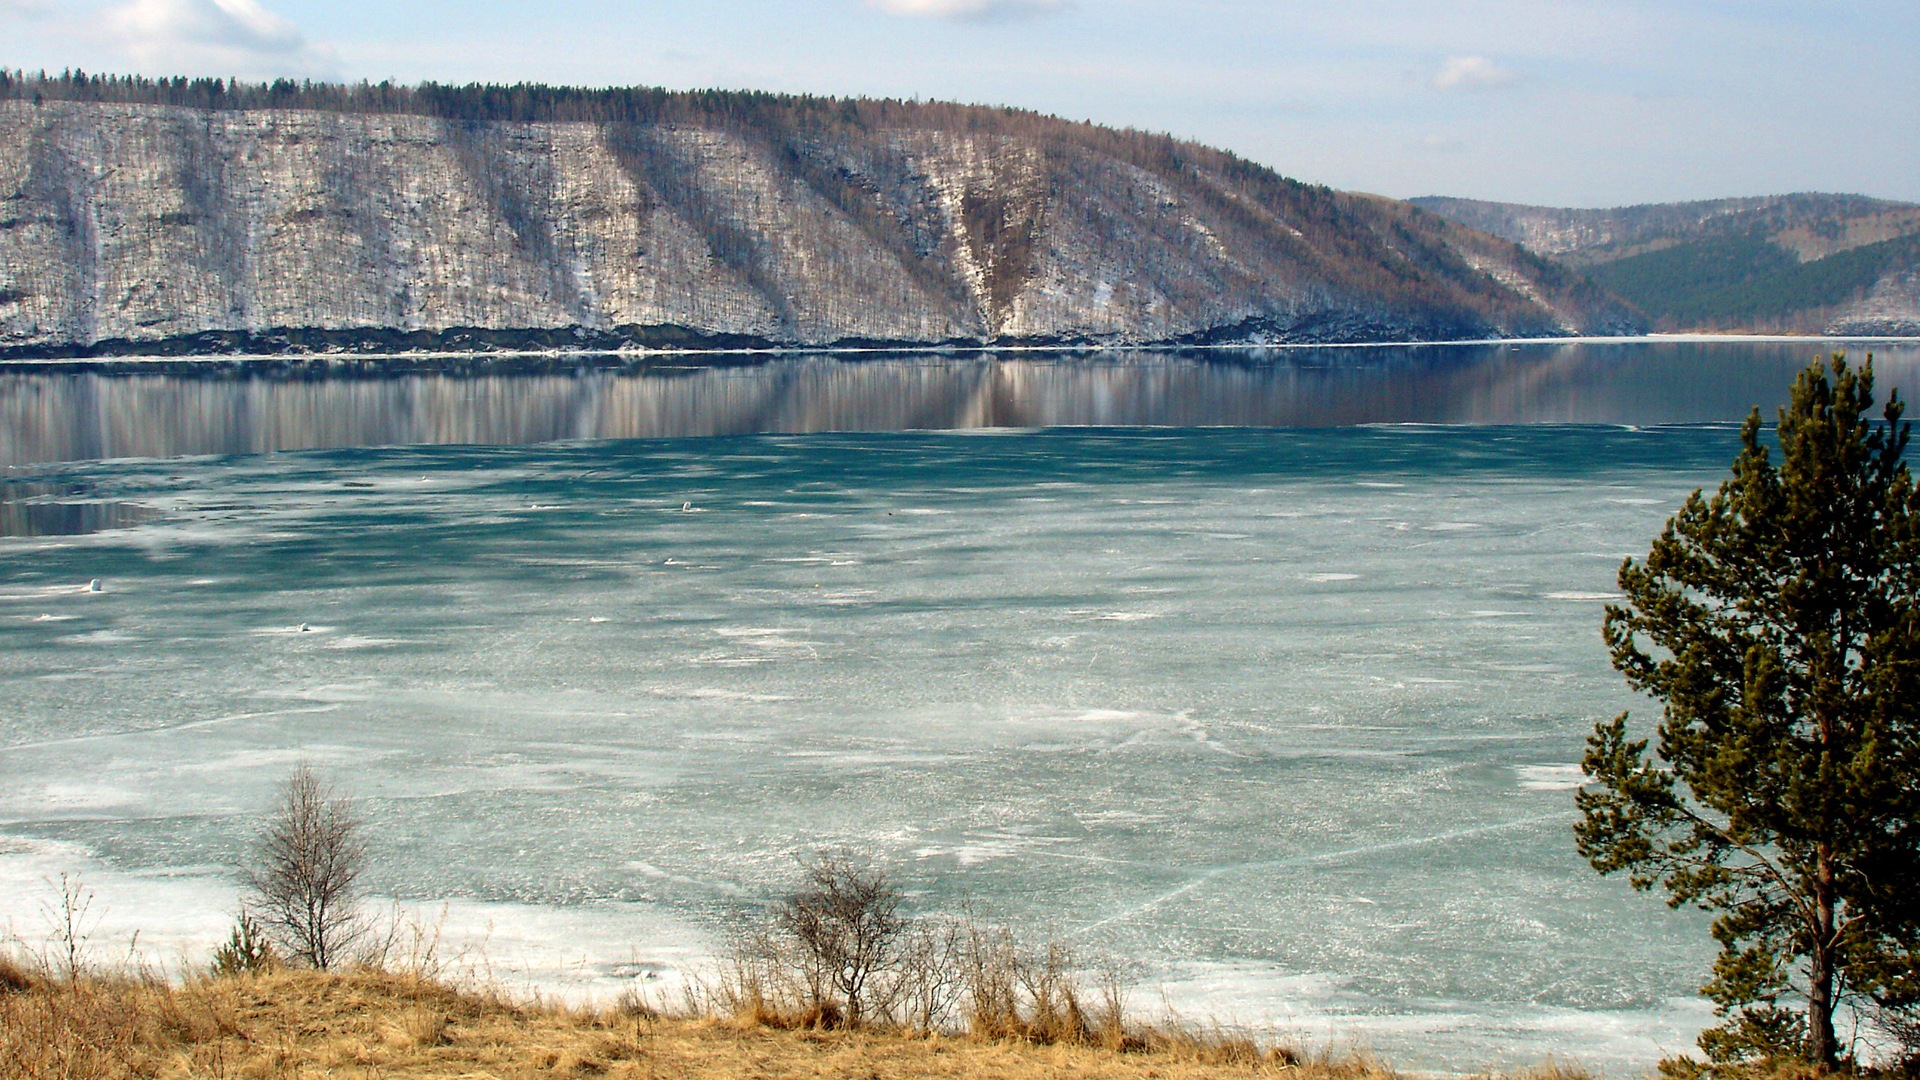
[3, 340, 1918, 1071]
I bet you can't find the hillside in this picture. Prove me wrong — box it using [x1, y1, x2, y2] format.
[0, 73, 1641, 357]
[1412, 193, 1920, 334]
[0, 965, 1340, 1080]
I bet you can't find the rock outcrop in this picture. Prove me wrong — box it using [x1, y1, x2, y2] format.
[0, 94, 1641, 356]
[1830, 266, 1920, 337]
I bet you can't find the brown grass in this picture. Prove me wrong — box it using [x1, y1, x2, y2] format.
[0, 958, 1473, 1080]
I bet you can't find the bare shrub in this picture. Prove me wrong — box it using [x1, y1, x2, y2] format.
[1017, 939, 1094, 1043]
[884, 915, 968, 1033]
[1871, 1001, 1920, 1072]
[42, 873, 98, 982]
[715, 851, 954, 1030]
[774, 850, 905, 1027]
[358, 901, 460, 981]
[715, 860, 1148, 1045]
[712, 919, 786, 1025]
[247, 764, 368, 970]
[962, 920, 1024, 1038]
[960, 926, 1114, 1045]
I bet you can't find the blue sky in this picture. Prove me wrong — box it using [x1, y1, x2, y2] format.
[4, 0, 1916, 207]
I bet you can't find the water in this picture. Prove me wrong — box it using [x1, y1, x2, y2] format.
[6, 340, 1920, 468]
[3, 340, 1918, 1071]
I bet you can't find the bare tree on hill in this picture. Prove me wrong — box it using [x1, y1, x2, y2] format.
[247, 764, 369, 971]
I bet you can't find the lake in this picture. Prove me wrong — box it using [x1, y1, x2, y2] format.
[3, 339, 1917, 1071]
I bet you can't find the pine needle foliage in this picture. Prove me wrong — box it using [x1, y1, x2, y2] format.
[1577, 354, 1920, 1070]
[208, 912, 277, 977]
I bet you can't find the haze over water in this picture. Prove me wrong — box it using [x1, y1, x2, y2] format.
[3, 340, 1918, 1071]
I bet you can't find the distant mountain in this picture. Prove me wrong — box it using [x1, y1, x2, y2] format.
[0, 72, 1642, 358]
[1412, 193, 1920, 335]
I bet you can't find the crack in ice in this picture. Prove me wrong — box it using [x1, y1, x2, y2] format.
[1072, 813, 1566, 935]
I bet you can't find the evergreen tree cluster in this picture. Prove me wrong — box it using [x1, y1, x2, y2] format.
[1580, 356, 1920, 1071]
[1586, 230, 1920, 332]
[0, 67, 1189, 157]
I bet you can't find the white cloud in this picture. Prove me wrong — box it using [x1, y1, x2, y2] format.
[108, 0, 336, 79]
[0, 0, 52, 17]
[1432, 54, 1515, 91]
[868, 0, 1070, 22]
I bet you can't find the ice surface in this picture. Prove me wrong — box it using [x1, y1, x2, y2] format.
[0, 419, 1767, 1070]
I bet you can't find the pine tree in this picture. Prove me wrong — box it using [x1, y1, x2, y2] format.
[1577, 354, 1920, 1070]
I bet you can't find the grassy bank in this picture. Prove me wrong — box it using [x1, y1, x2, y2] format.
[0, 959, 1446, 1080]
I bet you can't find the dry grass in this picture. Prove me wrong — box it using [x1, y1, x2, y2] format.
[0, 956, 1458, 1080]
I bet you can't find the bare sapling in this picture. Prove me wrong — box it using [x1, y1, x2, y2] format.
[246, 764, 369, 970]
[885, 915, 967, 1033]
[42, 873, 97, 982]
[708, 855, 1169, 1045]
[962, 919, 1023, 1038]
[773, 850, 905, 1028]
[1015, 939, 1091, 1044]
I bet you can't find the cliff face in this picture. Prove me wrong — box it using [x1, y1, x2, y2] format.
[1412, 194, 1920, 335]
[0, 100, 1640, 354]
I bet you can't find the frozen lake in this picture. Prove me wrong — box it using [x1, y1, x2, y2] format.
[3, 340, 1918, 1071]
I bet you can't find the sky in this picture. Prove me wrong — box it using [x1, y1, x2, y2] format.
[2, 0, 1916, 207]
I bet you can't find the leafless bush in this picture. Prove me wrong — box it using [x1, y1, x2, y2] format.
[42, 873, 98, 982]
[776, 850, 905, 1027]
[711, 854, 1149, 1044]
[710, 921, 784, 1024]
[962, 919, 1023, 1038]
[1871, 1001, 1920, 1072]
[246, 765, 368, 970]
[713, 851, 909, 1028]
[1016, 939, 1095, 1044]
[960, 924, 1119, 1045]
[359, 902, 459, 981]
[714, 852, 972, 1030]
[884, 915, 969, 1032]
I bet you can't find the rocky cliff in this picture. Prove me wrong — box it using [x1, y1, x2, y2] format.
[0, 86, 1641, 356]
[1412, 193, 1920, 335]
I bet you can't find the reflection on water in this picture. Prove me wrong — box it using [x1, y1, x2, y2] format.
[0, 480, 154, 537]
[3, 341, 1918, 466]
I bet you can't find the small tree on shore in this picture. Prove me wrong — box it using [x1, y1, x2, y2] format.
[1577, 355, 1920, 1070]
[774, 850, 906, 1028]
[247, 765, 369, 971]
[209, 911, 276, 976]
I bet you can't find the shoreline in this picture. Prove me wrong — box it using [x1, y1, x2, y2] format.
[0, 333, 1915, 370]
[0, 841, 1715, 1074]
[0, 962, 1634, 1080]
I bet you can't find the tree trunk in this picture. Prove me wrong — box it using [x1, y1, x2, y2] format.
[1809, 845, 1838, 1066]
